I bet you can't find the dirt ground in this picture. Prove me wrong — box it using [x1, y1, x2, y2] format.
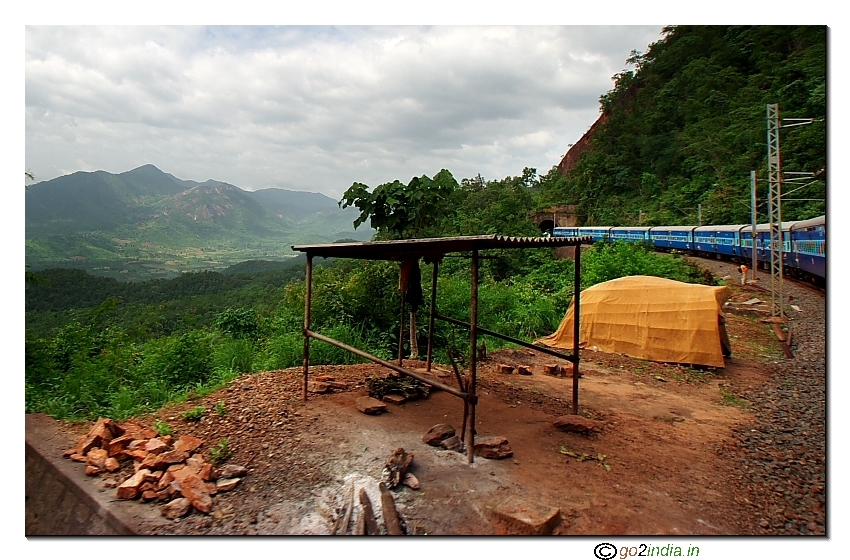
[50, 278, 786, 536]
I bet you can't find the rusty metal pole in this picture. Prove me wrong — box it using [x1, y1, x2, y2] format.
[426, 260, 439, 372]
[398, 280, 406, 367]
[572, 244, 581, 414]
[467, 249, 479, 464]
[303, 254, 313, 402]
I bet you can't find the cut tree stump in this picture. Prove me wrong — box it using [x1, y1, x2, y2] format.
[517, 365, 533, 376]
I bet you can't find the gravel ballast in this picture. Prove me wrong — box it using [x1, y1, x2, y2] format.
[690, 257, 826, 535]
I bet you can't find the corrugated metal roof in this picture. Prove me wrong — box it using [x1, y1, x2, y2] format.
[292, 234, 591, 260]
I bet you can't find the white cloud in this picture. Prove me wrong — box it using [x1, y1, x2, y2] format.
[25, 25, 663, 197]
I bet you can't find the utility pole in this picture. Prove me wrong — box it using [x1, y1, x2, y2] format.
[766, 103, 784, 319]
[766, 104, 817, 319]
[698, 204, 702, 226]
[750, 171, 757, 281]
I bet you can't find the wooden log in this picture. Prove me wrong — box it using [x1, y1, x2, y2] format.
[379, 482, 404, 535]
[354, 510, 366, 535]
[498, 364, 514, 375]
[771, 322, 787, 342]
[331, 485, 355, 535]
[359, 488, 379, 535]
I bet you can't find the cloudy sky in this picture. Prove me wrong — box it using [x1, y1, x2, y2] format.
[25, 25, 664, 198]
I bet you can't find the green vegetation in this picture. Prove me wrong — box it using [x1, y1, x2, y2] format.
[181, 406, 207, 422]
[720, 387, 749, 408]
[544, 25, 825, 226]
[26, 232, 702, 421]
[26, 26, 820, 422]
[209, 438, 233, 467]
[153, 420, 173, 437]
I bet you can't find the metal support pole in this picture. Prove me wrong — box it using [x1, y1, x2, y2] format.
[306, 330, 468, 398]
[426, 260, 438, 372]
[398, 297, 406, 366]
[767, 103, 784, 319]
[572, 245, 581, 415]
[467, 249, 479, 464]
[751, 170, 758, 280]
[302, 255, 313, 401]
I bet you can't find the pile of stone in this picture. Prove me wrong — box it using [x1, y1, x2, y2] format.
[422, 423, 513, 459]
[62, 417, 247, 519]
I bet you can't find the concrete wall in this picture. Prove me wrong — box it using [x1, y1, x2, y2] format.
[25, 414, 167, 536]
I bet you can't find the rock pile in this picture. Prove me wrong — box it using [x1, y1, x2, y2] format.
[63, 417, 248, 520]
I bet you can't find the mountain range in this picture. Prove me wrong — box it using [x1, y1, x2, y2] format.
[25, 164, 374, 280]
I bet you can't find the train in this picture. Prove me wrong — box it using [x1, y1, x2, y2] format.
[553, 215, 825, 286]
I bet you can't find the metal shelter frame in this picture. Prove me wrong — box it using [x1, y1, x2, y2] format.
[292, 234, 590, 463]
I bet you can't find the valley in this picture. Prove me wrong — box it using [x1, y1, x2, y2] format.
[25, 164, 374, 280]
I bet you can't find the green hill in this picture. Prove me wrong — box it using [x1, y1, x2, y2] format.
[547, 25, 826, 226]
[25, 165, 374, 280]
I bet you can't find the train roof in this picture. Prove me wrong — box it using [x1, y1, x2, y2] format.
[790, 215, 825, 230]
[648, 225, 697, 232]
[741, 221, 797, 233]
[694, 224, 748, 233]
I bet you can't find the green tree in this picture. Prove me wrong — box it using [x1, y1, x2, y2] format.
[340, 170, 459, 239]
[551, 25, 825, 226]
[339, 171, 460, 357]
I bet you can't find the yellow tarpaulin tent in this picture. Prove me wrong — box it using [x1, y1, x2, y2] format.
[536, 276, 731, 368]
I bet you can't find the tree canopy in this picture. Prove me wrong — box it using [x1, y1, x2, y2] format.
[340, 170, 459, 239]
[549, 25, 825, 226]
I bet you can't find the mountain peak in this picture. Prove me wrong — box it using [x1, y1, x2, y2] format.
[121, 164, 166, 177]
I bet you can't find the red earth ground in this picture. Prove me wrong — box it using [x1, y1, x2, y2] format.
[47, 278, 785, 536]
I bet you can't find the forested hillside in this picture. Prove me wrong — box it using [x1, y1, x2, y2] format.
[540, 25, 826, 226]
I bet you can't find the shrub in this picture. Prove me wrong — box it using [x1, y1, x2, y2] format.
[215, 307, 259, 340]
[140, 330, 214, 388]
[581, 241, 705, 287]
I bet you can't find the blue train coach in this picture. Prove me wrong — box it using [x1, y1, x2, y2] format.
[788, 216, 825, 281]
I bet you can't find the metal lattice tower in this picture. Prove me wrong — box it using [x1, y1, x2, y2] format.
[766, 104, 784, 318]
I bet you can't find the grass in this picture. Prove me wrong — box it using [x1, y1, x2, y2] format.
[181, 406, 207, 422]
[720, 387, 748, 408]
[670, 366, 712, 383]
